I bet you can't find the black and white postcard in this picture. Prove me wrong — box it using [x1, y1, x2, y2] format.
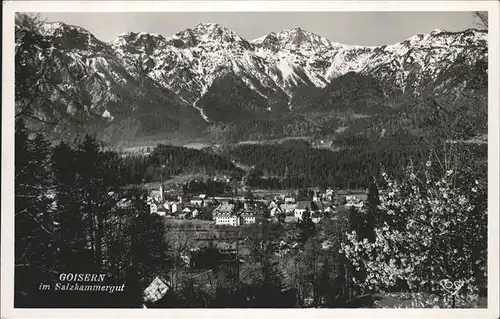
[2, 1, 499, 318]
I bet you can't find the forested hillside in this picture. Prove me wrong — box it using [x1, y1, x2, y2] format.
[119, 136, 487, 191]
[121, 145, 245, 185]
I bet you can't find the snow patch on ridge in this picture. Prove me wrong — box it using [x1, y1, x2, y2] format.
[193, 100, 209, 122]
[102, 109, 114, 121]
[277, 59, 295, 81]
[277, 59, 305, 87]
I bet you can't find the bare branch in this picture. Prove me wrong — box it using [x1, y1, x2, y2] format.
[473, 12, 488, 30]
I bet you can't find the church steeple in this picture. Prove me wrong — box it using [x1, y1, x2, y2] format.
[159, 183, 164, 202]
[159, 154, 169, 203]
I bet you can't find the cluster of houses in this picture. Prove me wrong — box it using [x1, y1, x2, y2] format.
[148, 184, 368, 227]
[147, 185, 202, 219]
[345, 195, 365, 209]
[269, 199, 335, 223]
[212, 203, 258, 226]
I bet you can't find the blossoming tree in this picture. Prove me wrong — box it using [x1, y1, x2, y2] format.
[340, 161, 487, 308]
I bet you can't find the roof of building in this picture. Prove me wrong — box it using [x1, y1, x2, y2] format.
[214, 211, 237, 217]
[311, 201, 323, 211]
[215, 203, 235, 213]
[240, 212, 256, 217]
[296, 201, 311, 210]
[285, 216, 299, 223]
[214, 197, 233, 201]
[150, 190, 161, 196]
[280, 203, 297, 211]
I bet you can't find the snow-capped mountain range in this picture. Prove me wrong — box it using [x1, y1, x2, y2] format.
[16, 18, 487, 141]
[112, 23, 487, 109]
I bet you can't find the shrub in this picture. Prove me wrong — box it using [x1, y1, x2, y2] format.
[340, 162, 487, 308]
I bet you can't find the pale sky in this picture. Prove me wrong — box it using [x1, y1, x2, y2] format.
[37, 12, 480, 46]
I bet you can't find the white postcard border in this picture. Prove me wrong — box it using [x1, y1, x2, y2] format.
[2, 1, 499, 318]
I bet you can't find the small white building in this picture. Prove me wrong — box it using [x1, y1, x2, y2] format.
[312, 192, 320, 202]
[240, 212, 256, 225]
[268, 201, 278, 209]
[345, 195, 364, 209]
[171, 202, 179, 213]
[294, 201, 311, 220]
[346, 195, 357, 202]
[190, 197, 204, 207]
[284, 196, 296, 204]
[295, 210, 305, 220]
[270, 206, 283, 217]
[311, 212, 323, 224]
[156, 207, 167, 217]
[150, 203, 158, 215]
[192, 209, 199, 218]
[324, 206, 335, 215]
[280, 203, 297, 215]
[346, 202, 364, 209]
[325, 188, 335, 201]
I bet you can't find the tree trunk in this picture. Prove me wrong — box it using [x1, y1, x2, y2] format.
[95, 212, 103, 271]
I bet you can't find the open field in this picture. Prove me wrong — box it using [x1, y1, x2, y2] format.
[236, 136, 312, 145]
[447, 134, 488, 145]
[131, 174, 214, 190]
[183, 142, 211, 150]
[164, 219, 214, 227]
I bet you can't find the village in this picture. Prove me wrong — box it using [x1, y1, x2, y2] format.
[147, 180, 367, 227]
[139, 179, 374, 305]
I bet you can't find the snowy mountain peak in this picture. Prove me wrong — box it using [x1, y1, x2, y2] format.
[393, 28, 487, 50]
[252, 32, 280, 52]
[38, 21, 93, 38]
[113, 31, 166, 45]
[430, 28, 446, 35]
[115, 31, 166, 42]
[171, 22, 251, 49]
[193, 22, 228, 31]
[112, 31, 168, 54]
[35, 21, 107, 51]
[254, 27, 340, 53]
[18, 16, 488, 131]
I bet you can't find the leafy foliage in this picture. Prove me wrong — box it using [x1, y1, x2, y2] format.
[341, 161, 487, 307]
